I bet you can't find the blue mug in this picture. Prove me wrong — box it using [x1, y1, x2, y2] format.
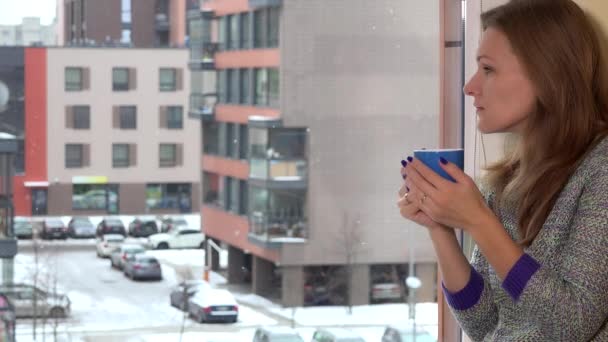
[413, 149, 464, 182]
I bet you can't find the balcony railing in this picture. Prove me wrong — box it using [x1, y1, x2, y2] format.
[249, 211, 307, 240]
[189, 42, 219, 70]
[249, 0, 282, 9]
[189, 93, 216, 120]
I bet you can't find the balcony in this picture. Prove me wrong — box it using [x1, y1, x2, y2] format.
[189, 93, 216, 120]
[188, 42, 219, 71]
[249, 0, 282, 9]
[248, 211, 307, 248]
[155, 13, 170, 32]
[249, 158, 307, 189]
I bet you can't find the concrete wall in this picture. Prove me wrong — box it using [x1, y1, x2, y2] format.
[279, 0, 440, 266]
[46, 48, 199, 185]
[252, 256, 274, 297]
[281, 266, 304, 307]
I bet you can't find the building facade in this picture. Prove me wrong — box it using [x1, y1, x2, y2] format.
[190, 0, 440, 306]
[58, 0, 189, 48]
[0, 18, 56, 46]
[15, 47, 199, 218]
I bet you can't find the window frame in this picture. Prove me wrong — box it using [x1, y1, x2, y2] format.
[65, 67, 83, 91]
[159, 68, 177, 92]
[112, 143, 130, 168]
[65, 144, 83, 168]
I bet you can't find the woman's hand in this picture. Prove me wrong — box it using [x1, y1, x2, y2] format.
[403, 157, 494, 232]
[397, 164, 452, 233]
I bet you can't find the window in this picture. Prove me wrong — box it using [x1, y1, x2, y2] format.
[203, 122, 219, 155]
[225, 123, 235, 158]
[219, 17, 227, 50]
[159, 68, 177, 91]
[65, 67, 83, 91]
[146, 183, 191, 212]
[241, 12, 250, 49]
[72, 184, 119, 213]
[166, 106, 183, 129]
[239, 179, 248, 215]
[112, 144, 129, 168]
[67, 105, 90, 129]
[115, 106, 136, 129]
[255, 68, 268, 106]
[253, 10, 267, 48]
[65, 144, 84, 168]
[112, 67, 129, 91]
[268, 68, 279, 107]
[239, 124, 249, 159]
[240, 69, 250, 104]
[229, 14, 239, 50]
[228, 69, 239, 103]
[268, 7, 280, 47]
[229, 177, 239, 213]
[160, 143, 181, 167]
[218, 70, 227, 103]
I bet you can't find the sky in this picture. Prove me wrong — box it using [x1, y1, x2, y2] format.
[0, 0, 56, 26]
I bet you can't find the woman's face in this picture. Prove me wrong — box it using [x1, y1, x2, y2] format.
[463, 27, 537, 134]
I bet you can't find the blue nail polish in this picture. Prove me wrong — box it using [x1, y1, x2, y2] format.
[407, 156, 413, 162]
[440, 157, 448, 165]
[401, 160, 407, 167]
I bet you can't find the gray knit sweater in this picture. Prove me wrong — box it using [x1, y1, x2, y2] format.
[444, 137, 608, 341]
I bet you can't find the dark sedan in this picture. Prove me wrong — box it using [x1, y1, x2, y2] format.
[67, 217, 96, 238]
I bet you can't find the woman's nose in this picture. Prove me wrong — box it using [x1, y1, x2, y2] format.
[463, 73, 479, 96]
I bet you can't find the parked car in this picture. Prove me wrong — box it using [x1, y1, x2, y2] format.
[147, 228, 205, 250]
[381, 326, 436, 342]
[14, 217, 33, 239]
[128, 218, 159, 238]
[311, 328, 365, 342]
[123, 254, 162, 281]
[96, 234, 125, 258]
[170, 280, 212, 311]
[371, 282, 403, 302]
[0, 283, 71, 318]
[254, 327, 305, 342]
[160, 217, 189, 233]
[67, 216, 96, 238]
[96, 218, 127, 237]
[41, 218, 68, 240]
[110, 244, 145, 270]
[188, 288, 238, 323]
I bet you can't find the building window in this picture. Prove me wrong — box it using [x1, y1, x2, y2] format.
[253, 10, 267, 48]
[254, 68, 268, 106]
[159, 143, 181, 167]
[241, 12, 250, 49]
[72, 184, 119, 213]
[31, 189, 47, 216]
[229, 14, 239, 50]
[268, 68, 279, 107]
[218, 70, 227, 103]
[65, 105, 91, 129]
[203, 122, 219, 155]
[65, 67, 84, 91]
[114, 105, 137, 129]
[112, 67, 130, 91]
[239, 179, 248, 215]
[219, 17, 227, 50]
[65, 144, 85, 168]
[229, 177, 239, 213]
[228, 69, 239, 104]
[225, 123, 235, 158]
[240, 69, 250, 104]
[239, 124, 249, 159]
[268, 7, 280, 47]
[159, 68, 177, 91]
[112, 144, 130, 168]
[146, 183, 191, 212]
[166, 106, 183, 129]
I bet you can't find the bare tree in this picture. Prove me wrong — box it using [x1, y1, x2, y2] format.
[333, 212, 366, 314]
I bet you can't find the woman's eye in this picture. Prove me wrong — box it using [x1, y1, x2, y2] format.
[482, 66, 493, 74]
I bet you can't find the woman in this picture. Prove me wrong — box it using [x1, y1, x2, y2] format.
[398, 0, 608, 341]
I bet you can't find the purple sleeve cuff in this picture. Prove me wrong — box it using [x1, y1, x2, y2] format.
[442, 266, 484, 310]
[501, 253, 541, 301]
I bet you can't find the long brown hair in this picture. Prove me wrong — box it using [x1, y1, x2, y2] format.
[481, 0, 608, 246]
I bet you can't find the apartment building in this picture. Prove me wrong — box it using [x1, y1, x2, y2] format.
[57, 0, 191, 48]
[14, 47, 199, 218]
[0, 18, 56, 46]
[189, 0, 441, 306]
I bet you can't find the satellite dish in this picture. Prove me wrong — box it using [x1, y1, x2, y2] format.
[0, 81, 9, 113]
